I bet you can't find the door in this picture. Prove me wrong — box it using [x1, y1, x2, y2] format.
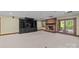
[58, 18, 76, 35]
[65, 19, 74, 34]
[59, 20, 65, 32]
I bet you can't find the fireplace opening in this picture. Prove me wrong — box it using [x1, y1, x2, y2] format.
[48, 26, 54, 30]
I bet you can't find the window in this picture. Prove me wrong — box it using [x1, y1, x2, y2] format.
[58, 18, 76, 35]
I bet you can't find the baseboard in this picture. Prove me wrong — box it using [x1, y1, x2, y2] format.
[0, 32, 19, 36]
[37, 29, 43, 31]
[76, 35, 79, 37]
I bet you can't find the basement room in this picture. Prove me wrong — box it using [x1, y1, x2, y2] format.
[0, 11, 79, 48]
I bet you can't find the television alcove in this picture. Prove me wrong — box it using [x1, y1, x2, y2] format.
[19, 17, 37, 33]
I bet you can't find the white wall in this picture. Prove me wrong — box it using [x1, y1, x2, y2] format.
[37, 20, 42, 30]
[76, 16, 79, 35]
[1, 16, 19, 34]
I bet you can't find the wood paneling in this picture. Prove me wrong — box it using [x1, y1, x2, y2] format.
[47, 18, 56, 23]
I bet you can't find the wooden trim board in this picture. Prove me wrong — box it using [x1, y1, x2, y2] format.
[0, 32, 19, 36]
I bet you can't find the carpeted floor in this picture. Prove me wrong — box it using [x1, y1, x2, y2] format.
[0, 31, 79, 48]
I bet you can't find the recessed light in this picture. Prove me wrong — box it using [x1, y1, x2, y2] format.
[65, 11, 72, 13]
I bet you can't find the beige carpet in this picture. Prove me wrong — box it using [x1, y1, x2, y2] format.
[0, 31, 79, 48]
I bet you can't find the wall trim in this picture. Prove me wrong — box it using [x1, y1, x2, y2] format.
[0, 32, 19, 36]
[76, 35, 79, 37]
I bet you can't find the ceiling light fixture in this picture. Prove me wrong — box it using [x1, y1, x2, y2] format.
[65, 11, 72, 13]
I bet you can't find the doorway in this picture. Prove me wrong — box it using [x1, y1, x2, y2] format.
[59, 20, 65, 32]
[58, 18, 76, 35]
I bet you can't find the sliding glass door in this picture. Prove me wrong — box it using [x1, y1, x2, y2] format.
[65, 20, 74, 34]
[59, 20, 65, 32]
[59, 18, 76, 35]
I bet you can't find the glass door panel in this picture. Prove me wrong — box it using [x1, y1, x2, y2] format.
[65, 20, 74, 34]
[59, 21, 65, 32]
[58, 19, 75, 35]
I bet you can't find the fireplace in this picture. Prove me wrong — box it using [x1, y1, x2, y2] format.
[46, 18, 56, 32]
[46, 24, 56, 32]
[48, 26, 54, 30]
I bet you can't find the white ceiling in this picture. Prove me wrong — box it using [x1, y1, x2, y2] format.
[0, 11, 79, 20]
